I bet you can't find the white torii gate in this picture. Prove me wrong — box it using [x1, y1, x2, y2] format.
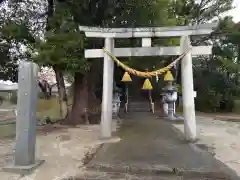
[79, 23, 216, 142]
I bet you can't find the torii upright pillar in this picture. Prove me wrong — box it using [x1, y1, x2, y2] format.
[180, 36, 196, 142]
[101, 38, 115, 138]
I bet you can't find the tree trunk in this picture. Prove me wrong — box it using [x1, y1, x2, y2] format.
[87, 62, 99, 102]
[38, 81, 49, 99]
[53, 66, 69, 119]
[86, 61, 102, 123]
[65, 72, 89, 125]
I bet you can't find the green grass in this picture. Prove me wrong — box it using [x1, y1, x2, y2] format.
[0, 97, 72, 138]
[0, 95, 102, 138]
[0, 123, 16, 138]
[36, 96, 75, 120]
[36, 97, 62, 121]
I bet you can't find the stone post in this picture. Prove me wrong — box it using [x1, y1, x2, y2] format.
[101, 38, 115, 138]
[180, 36, 197, 141]
[3, 62, 44, 173]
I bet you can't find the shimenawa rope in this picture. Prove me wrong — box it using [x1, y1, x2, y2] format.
[103, 47, 192, 78]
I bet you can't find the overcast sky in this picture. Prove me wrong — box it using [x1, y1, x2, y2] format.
[227, 0, 240, 22]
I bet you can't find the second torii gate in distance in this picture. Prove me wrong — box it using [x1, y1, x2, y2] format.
[79, 23, 216, 142]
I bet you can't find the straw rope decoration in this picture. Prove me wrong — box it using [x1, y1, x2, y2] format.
[103, 47, 192, 78]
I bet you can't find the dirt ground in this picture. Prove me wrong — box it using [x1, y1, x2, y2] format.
[1, 113, 240, 179]
[173, 115, 240, 177]
[0, 124, 106, 180]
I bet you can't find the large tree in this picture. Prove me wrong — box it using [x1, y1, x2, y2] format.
[166, 0, 239, 112]
[194, 18, 240, 111]
[32, 0, 178, 124]
[1, 0, 238, 119]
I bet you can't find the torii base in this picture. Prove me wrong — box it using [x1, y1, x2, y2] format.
[163, 114, 184, 123]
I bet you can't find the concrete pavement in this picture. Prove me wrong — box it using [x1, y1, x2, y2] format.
[78, 112, 239, 179]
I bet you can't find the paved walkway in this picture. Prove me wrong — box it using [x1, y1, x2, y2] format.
[80, 112, 240, 179]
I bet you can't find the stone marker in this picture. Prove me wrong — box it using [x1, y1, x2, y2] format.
[3, 62, 45, 174]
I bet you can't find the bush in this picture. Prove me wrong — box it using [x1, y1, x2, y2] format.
[176, 104, 183, 112]
[219, 98, 234, 112]
[195, 96, 219, 112]
[195, 89, 236, 112]
[233, 100, 240, 113]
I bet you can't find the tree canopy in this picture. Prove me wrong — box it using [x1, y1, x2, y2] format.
[1, 0, 240, 120]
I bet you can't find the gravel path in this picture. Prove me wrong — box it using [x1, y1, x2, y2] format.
[173, 116, 240, 177]
[0, 124, 104, 180]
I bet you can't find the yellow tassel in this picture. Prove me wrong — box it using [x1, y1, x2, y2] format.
[142, 78, 153, 90]
[164, 71, 174, 81]
[121, 72, 132, 82]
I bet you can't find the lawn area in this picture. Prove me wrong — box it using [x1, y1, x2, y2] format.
[0, 97, 72, 138]
[0, 123, 16, 138]
[0, 95, 101, 138]
[36, 96, 75, 120]
[36, 97, 62, 121]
